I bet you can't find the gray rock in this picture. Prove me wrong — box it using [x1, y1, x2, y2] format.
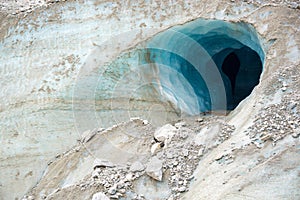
[125, 172, 135, 181]
[119, 188, 126, 194]
[130, 161, 145, 172]
[110, 194, 119, 199]
[154, 124, 177, 142]
[93, 159, 115, 169]
[175, 121, 186, 128]
[146, 156, 163, 181]
[182, 149, 189, 157]
[179, 131, 188, 139]
[108, 185, 117, 195]
[151, 143, 162, 155]
[292, 132, 300, 138]
[196, 118, 204, 122]
[92, 192, 109, 200]
[198, 148, 204, 156]
[166, 152, 174, 159]
[177, 186, 187, 192]
[92, 170, 100, 179]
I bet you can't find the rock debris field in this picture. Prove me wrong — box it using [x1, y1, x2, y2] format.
[0, 0, 299, 16]
[22, 117, 237, 200]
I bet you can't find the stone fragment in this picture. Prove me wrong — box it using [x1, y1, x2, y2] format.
[292, 132, 300, 138]
[196, 118, 204, 122]
[177, 186, 187, 192]
[130, 161, 145, 172]
[92, 192, 109, 200]
[151, 143, 162, 155]
[92, 170, 100, 179]
[187, 175, 194, 181]
[146, 156, 163, 181]
[125, 173, 134, 182]
[110, 194, 119, 199]
[198, 147, 204, 156]
[175, 121, 186, 128]
[182, 149, 189, 157]
[119, 188, 126, 194]
[154, 124, 177, 142]
[166, 152, 174, 159]
[179, 131, 188, 139]
[108, 186, 117, 195]
[93, 159, 115, 169]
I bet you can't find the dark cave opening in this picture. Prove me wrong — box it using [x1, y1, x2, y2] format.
[144, 19, 265, 114]
[215, 47, 263, 110]
[221, 52, 240, 96]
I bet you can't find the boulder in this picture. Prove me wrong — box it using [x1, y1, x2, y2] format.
[130, 161, 145, 172]
[91, 192, 109, 200]
[146, 156, 163, 181]
[154, 124, 177, 142]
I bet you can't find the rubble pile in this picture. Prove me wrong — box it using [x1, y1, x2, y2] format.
[0, 0, 299, 16]
[247, 94, 300, 148]
[0, 0, 68, 15]
[78, 119, 236, 200]
[235, 0, 300, 9]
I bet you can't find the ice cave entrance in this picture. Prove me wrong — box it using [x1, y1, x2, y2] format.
[143, 19, 264, 115]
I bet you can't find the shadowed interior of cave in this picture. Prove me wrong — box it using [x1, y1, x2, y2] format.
[214, 47, 263, 110]
[144, 19, 264, 114]
[221, 52, 240, 96]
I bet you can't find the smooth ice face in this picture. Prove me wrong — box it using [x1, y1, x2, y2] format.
[143, 19, 264, 114]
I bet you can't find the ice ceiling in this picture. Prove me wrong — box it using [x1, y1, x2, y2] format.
[143, 19, 264, 114]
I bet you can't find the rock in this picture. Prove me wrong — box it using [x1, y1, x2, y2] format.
[125, 172, 134, 181]
[119, 188, 126, 194]
[182, 149, 189, 157]
[145, 156, 163, 181]
[130, 117, 140, 121]
[130, 161, 145, 172]
[142, 120, 149, 125]
[92, 170, 100, 179]
[117, 180, 125, 188]
[260, 133, 272, 141]
[92, 192, 109, 200]
[93, 159, 115, 169]
[177, 186, 187, 192]
[187, 175, 194, 181]
[179, 131, 188, 139]
[198, 147, 204, 156]
[292, 132, 300, 138]
[110, 194, 119, 199]
[282, 86, 287, 91]
[175, 121, 186, 128]
[154, 124, 177, 142]
[173, 160, 178, 166]
[196, 118, 204, 122]
[166, 152, 174, 159]
[108, 186, 117, 195]
[21, 196, 34, 200]
[26, 196, 34, 200]
[151, 143, 162, 155]
[97, 128, 105, 133]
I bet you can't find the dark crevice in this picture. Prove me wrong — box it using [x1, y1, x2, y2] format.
[221, 52, 240, 96]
